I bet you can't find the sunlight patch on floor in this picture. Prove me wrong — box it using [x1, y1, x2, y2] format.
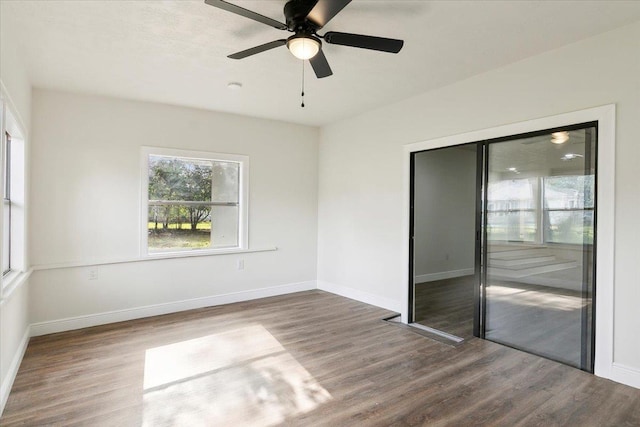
[142, 324, 331, 426]
[487, 284, 586, 311]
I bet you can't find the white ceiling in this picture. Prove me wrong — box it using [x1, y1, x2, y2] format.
[3, 1, 640, 127]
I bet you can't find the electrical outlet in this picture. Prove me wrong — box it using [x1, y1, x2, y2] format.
[237, 259, 244, 270]
[88, 268, 98, 280]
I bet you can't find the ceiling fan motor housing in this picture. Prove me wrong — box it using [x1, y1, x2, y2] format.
[284, 0, 321, 31]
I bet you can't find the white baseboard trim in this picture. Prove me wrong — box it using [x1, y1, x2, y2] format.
[415, 268, 474, 284]
[0, 326, 30, 416]
[610, 363, 640, 390]
[317, 280, 401, 313]
[30, 281, 316, 337]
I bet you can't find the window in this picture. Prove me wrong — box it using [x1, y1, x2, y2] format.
[487, 178, 538, 242]
[487, 175, 595, 245]
[141, 147, 249, 255]
[0, 102, 26, 288]
[543, 175, 595, 244]
[2, 132, 11, 275]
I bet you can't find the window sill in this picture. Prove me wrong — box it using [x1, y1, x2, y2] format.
[1, 269, 32, 303]
[143, 246, 277, 261]
[30, 246, 278, 271]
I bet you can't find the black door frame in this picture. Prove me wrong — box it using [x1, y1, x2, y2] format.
[408, 121, 598, 373]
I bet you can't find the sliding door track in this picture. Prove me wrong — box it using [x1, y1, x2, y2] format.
[383, 315, 464, 345]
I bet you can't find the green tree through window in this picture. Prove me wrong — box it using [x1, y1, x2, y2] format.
[146, 154, 240, 252]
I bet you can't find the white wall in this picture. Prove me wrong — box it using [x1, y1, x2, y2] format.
[0, 281, 29, 412]
[317, 22, 640, 377]
[29, 90, 319, 331]
[0, 2, 32, 413]
[0, 10, 31, 132]
[413, 147, 476, 281]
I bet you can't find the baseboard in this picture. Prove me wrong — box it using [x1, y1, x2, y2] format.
[30, 281, 316, 337]
[317, 280, 401, 313]
[610, 363, 640, 390]
[415, 268, 474, 284]
[0, 326, 30, 416]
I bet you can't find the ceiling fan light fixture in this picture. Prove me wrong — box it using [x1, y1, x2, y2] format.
[287, 34, 321, 60]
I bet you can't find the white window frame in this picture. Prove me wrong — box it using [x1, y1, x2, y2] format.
[0, 91, 28, 296]
[3, 131, 12, 276]
[140, 146, 249, 257]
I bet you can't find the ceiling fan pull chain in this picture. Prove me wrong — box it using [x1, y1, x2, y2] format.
[301, 59, 305, 108]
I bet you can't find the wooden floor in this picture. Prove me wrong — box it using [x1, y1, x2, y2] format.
[414, 276, 589, 368]
[414, 275, 476, 340]
[484, 281, 588, 368]
[2, 290, 639, 426]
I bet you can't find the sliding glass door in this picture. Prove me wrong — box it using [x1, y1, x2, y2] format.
[409, 122, 597, 372]
[483, 124, 596, 371]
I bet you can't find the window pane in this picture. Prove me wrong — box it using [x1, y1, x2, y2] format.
[211, 205, 239, 248]
[148, 156, 212, 202]
[487, 178, 536, 210]
[3, 199, 10, 273]
[544, 175, 595, 244]
[3, 134, 9, 199]
[544, 175, 594, 209]
[148, 205, 211, 252]
[487, 178, 537, 242]
[546, 210, 594, 244]
[487, 211, 536, 242]
[212, 161, 239, 203]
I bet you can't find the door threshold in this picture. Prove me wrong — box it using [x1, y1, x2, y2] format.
[383, 315, 465, 345]
[408, 323, 464, 343]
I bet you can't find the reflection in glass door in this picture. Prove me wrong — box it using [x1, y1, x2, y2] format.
[410, 145, 479, 340]
[483, 125, 596, 371]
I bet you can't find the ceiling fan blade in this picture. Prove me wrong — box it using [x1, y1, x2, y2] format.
[204, 0, 287, 30]
[228, 39, 287, 59]
[324, 31, 403, 53]
[309, 49, 333, 78]
[307, 0, 352, 29]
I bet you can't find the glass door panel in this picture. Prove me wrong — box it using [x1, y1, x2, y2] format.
[411, 145, 479, 340]
[484, 126, 596, 371]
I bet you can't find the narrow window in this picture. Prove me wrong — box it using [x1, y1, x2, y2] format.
[2, 132, 11, 275]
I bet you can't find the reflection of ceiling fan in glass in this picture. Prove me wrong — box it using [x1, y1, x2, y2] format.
[550, 131, 570, 144]
[205, 0, 404, 78]
[561, 153, 583, 161]
[520, 130, 587, 145]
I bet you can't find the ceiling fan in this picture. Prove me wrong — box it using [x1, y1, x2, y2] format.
[204, 0, 404, 78]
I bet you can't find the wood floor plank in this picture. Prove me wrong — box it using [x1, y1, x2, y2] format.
[2, 290, 639, 426]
